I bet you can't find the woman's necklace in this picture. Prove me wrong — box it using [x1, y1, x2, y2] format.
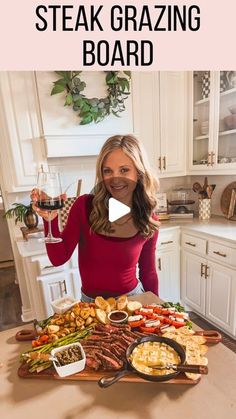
[113, 215, 132, 226]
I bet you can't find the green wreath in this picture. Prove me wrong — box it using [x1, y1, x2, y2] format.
[51, 71, 131, 125]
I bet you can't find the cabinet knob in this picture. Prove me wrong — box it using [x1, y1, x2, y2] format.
[157, 257, 162, 271]
[158, 157, 162, 171]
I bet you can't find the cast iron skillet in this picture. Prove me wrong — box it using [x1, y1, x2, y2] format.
[98, 335, 208, 388]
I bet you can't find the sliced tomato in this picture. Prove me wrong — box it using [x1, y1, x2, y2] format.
[135, 310, 159, 320]
[139, 326, 158, 334]
[171, 320, 187, 328]
[153, 307, 163, 315]
[174, 312, 189, 319]
[128, 319, 145, 328]
[161, 309, 171, 315]
[163, 317, 172, 324]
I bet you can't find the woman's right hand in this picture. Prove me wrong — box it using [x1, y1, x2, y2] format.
[30, 188, 60, 222]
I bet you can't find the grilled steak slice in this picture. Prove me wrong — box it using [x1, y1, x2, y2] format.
[95, 353, 122, 370]
[101, 347, 123, 367]
[86, 355, 101, 370]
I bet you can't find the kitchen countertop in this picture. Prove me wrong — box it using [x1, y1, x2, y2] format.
[0, 292, 235, 419]
[16, 215, 236, 258]
[160, 215, 236, 244]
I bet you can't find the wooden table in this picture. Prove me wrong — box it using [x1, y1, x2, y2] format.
[0, 292, 236, 419]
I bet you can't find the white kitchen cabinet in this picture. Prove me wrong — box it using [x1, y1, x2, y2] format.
[16, 242, 81, 321]
[0, 72, 46, 192]
[189, 71, 236, 174]
[181, 250, 206, 315]
[156, 229, 180, 302]
[132, 72, 187, 178]
[206, 261, 236, 334]
[158, 72, 187, 176]
[181, 231, 236, 337]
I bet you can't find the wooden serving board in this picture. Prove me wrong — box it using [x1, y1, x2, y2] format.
[18, 363, 201, 385]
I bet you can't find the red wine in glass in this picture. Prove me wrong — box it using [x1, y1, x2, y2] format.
[37, 198, 64, 211]
[37, 171, 64, 243]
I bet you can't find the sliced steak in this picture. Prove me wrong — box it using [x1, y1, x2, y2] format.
[96, 352, 122, 370]
[86, 356, 101, 370]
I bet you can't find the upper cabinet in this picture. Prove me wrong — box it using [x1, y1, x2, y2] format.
[132, 72, 187, 178]
[189, 71, 236, 174]
[0, 72, 46, 192]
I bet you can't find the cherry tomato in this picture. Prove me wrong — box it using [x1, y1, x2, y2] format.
[39, 335, 49, 344]
[32, 340, 42, 348]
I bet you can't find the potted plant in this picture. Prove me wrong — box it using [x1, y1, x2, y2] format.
[4, 203, 38, 229]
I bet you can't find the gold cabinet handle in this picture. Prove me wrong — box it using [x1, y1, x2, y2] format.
[211, 152, 215, 167]
[213, 251, 227, 258]
[158, 157, 162, 171]
[157, 257, 162, 271]
[185, 241, 196, 247]
[163, 156, 166, 170]
[161, 240, 174, 245]
[205, 265, 209, 279]
[200, 263, 205, 277]
[207, 153, 211, 167]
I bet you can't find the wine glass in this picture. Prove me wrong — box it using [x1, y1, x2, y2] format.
[37, 171, 64, 243]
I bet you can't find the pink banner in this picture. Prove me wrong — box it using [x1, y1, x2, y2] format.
[0, 0, 235, 70]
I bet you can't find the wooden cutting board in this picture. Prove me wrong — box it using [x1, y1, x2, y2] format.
[221, 182, 236, 220]
[18, 363, 201, 385]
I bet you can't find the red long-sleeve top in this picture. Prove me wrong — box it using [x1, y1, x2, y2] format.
[44, 194, 159, 296]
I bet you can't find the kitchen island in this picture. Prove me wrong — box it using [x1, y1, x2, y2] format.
[0, 292, 235, 419]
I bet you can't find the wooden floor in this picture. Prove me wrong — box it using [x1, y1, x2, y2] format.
[0, 266, 235, 352]
[0, 265, 25, 331]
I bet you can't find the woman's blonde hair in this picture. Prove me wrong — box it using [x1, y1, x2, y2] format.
[89, 134, 159, 237]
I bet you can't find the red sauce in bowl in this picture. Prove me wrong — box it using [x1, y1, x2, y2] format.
[109, 311, 128, 323]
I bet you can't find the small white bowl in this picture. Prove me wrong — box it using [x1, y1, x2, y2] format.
[51, 295, 79, 314]
[108, 310, 128, 324]
[51, 343, 86, 377]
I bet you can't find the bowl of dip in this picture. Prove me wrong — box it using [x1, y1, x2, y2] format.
[51, 295, 79, 314]
[108, 310, 128, 324]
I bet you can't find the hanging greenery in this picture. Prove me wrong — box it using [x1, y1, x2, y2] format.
[51, 71, 131, 125]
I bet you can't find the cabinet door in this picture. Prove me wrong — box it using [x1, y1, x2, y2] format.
[159, 72, 186, 175]
[214, 71, 236, 170]
[0, 72, 46, 192]
[205, 261, 236, 334]
[189, 71, 215, 171]
[156, 248, 180, 302]
[181, 251, 205, 314]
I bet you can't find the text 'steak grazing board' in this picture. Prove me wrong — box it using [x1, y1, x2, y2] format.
[17, 292, 201, 385]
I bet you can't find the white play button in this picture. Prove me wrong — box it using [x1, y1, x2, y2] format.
[108, 198, 130, 222]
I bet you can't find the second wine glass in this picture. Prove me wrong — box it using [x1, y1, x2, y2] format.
[37, 171, 64, 243]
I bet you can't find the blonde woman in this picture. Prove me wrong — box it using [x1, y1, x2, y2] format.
[31, 135, 160, 302]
